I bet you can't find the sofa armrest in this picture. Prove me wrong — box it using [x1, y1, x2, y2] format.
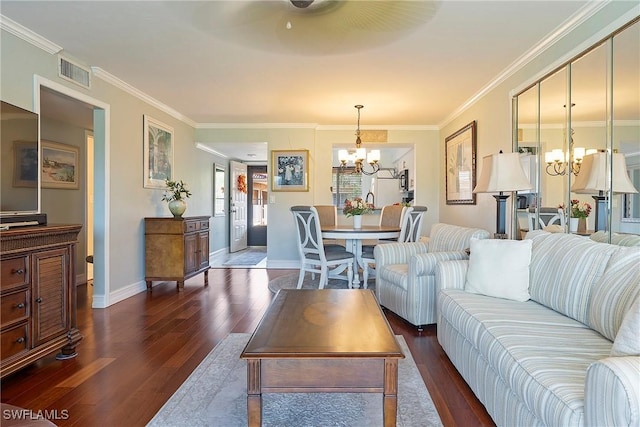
[410, 251, 469, 277]
[374, 242, 429, 267]
[585, 356, 640, 427]
[434, 259, 469, 291]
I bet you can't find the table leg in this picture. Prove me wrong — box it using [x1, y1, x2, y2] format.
[383, 358, 399, 427]
[346, 239, 361, 287]
[246, 359, 262, 427]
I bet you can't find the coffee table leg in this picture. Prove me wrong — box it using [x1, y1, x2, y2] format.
[247, 359, 262, 426]
[383, 358, 399, 427]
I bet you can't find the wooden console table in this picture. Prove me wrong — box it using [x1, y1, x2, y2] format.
[1, 224, 83, 378]
[144, 216, 210, 291]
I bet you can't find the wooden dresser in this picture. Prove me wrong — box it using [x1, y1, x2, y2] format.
[0, 224, 83, 378]
[144, 216, 210, 291]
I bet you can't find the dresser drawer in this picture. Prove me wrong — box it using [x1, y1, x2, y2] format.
[199, 220, 209, 230]
[1, 324, 29, 360]
[185, 220, 198, 232]
[0, 290, 29, 328]
[0, 256, 28, 290]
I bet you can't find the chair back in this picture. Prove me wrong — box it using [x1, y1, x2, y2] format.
[429, 223, 491, 252]
[291, 206, 326, 262]
[398, 206, 428, 242]
[379, 204, 407, 227]
[314, 205, 337, 227]
[528, 207, 565, 230]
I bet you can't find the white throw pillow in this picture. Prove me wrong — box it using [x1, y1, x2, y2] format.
[611, 297, 640, 356]
[465, 238, 532, 302]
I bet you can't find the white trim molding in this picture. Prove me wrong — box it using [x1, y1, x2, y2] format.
[0, 14, 62, 54]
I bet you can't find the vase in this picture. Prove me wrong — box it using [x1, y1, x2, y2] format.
[569, 217, 578, 233]
[352, 215, 362, 229]
[168, 199, 187, 218]
[577, 217, 587, 233]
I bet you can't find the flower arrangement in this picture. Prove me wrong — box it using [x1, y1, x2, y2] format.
[559, 199, 591, 219]
[343, 197, 373, 217]
[162, 179, 192, 202]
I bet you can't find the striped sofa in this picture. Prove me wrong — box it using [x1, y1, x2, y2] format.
[436, 231, 640, 426]
[373, 223, 490, 329]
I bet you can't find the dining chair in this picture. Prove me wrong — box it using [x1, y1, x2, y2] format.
[361, 206, 428, 286]
[527, 207, 565, 231]
[314, 205, 345, 251]
[290, 206, 354, 289]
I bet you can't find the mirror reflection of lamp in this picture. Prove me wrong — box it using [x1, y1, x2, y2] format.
[571, 151, 639, 231]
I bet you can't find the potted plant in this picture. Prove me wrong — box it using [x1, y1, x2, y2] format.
[162, 179, 192, 218]
[560, 199, 591, 233]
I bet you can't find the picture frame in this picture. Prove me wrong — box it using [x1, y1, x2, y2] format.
[445, 121, 477, 205]
[271, 149, 309, 192]
[13, 140, 38, 188]
[143, 115, 174, 189]
[213, 163, 226, 217]
[41, 140, 79, 189]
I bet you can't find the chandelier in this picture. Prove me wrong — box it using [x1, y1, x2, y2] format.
[338, 105, 381, 175]
[544, 127, 599, 176]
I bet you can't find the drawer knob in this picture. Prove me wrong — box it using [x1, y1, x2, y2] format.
[35, 297, 43, 303]
[16, 337, 25, 344]
[16, 303, 25, 309]
[12, 268, 25, 275]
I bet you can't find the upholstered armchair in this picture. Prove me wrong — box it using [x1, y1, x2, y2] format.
[374, 223, 490, 329]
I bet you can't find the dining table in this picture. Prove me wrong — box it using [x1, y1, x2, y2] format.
[321, 225, 401, 287]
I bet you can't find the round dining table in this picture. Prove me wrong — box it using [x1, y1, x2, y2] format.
[321, 225, 400, 287]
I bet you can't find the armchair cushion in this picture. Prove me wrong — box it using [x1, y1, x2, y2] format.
[428, 223, 491, 252]
[379, 264, 409, 291]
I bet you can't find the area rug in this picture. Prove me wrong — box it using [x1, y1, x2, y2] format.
[222, 248, 267, 266]
[268, 271, 375, 293]
[147, 333, 442, 427]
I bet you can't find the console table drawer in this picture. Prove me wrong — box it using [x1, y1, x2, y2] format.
[1, 324, 29, 360]
[0, 256, 28, 290]
[1, 290, 29, 327]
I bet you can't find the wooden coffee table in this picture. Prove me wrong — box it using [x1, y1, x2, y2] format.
[240, 289, 404, 426]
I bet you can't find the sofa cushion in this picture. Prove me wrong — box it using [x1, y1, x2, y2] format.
[439, 288, 612, 426]
[428, 223, 490, 253]
[611, 297, 640, 356]
[588, 245, 640, 341]
[590, 231, 640, 247]
[528, 233, 617, 325]
[378, 264, 409, 291]
[465, 239, 532, 302]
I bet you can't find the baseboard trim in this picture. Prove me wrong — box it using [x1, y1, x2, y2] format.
[107, 280, 147, 306]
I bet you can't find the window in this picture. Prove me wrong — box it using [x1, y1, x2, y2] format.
[332, 167, 362, 207]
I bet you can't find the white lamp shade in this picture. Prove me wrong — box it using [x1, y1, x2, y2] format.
[571, 152, 638, 194]
[473, 152, 532, 193]
[367, 149, 380, 163]
[338, 149, 349, 162]
[355, 147, 366, 161]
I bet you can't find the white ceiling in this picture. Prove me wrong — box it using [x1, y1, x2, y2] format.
[1, 0, 600, 160]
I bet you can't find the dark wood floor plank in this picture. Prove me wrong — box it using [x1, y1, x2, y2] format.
[1, 269, 494, 427]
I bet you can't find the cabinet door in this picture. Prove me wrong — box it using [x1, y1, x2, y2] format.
[184, 233, 198, 275]
[197, 231, 209, 270]
[31, 247, 70, 347]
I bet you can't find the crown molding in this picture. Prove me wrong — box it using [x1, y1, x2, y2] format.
[195, 143, 228, 158]
[317, 124, 438, 131]
[196, 122, 319, 129]
[439, 0, 613, 129]
[0, 14, 62, 54]
[91, 67, 196, 128]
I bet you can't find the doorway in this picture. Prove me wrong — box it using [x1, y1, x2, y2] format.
[247, 165, 267, 246]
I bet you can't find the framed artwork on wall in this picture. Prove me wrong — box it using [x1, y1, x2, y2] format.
[271, 149, 309, 192]
[41, 140, 79, 189]
[445, 121, 477, 205]
[13, 140, 38, 188]
[143, 115, 174, 189]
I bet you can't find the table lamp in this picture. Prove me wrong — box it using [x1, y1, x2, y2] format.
[571, 152, 638, 231]
[474, 151, 532, 238]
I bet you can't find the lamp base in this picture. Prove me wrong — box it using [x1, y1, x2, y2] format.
[493, 194, 510, 237]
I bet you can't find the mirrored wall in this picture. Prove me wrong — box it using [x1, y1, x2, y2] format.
[513, 18, 639, 240]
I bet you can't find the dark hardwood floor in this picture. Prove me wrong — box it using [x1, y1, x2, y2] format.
[1, 268, 494, 426]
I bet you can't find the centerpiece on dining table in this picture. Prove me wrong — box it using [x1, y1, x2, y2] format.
[559, 199, 591, 233]
[343, 197, 374, 229]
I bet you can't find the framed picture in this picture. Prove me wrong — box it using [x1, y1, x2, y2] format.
[445, 121, 477, 205]
[271, 150, 309, 192]
[213, 163, 226, 217]
[41, 140, 79, 189]
[13, 140, 38, 188]
[143, 115, 174, 189]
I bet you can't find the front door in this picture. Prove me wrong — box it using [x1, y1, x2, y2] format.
[230, 161, 248, 253]
[247, 166, 267, 246]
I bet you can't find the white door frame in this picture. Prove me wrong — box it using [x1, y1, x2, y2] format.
[35, 75, 111, 308]
[229, 160, 248, 253]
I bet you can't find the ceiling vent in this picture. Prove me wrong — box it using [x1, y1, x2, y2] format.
[58, 56, 91, 89]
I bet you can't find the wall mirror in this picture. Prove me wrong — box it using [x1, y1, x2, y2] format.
[213, 163, 225, 217]
[513, 17, 639, 239]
